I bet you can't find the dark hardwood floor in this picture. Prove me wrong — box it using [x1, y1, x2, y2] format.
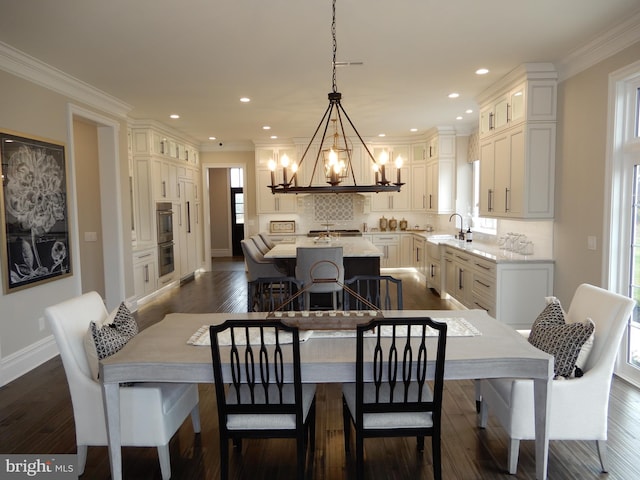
[2, 257, 640, 479]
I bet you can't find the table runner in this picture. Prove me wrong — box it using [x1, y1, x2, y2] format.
[187, 317, 480, 346]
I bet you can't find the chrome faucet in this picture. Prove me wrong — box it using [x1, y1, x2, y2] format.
[449, 213, 465, 240]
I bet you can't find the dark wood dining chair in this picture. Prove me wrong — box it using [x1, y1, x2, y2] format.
[342, 317, 447, 480]
[209, 320, 317, 480]
[343, 275, 403, 311]
[247, 276, 303, 312]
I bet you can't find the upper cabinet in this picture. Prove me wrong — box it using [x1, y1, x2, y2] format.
[410, 128, 456, 214]
[369, 145, 411, 212]
[255, 146, 298, 214]
[130, 124, 201, 249]
[477, 63, 557, 219]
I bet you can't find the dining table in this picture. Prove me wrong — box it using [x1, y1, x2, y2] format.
[100, 309, 553, 480]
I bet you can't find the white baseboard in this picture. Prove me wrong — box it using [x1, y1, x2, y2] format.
[211, 248, 232, 257]
[0, 335, 59, 387]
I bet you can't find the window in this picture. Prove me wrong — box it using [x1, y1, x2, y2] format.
[609, 61, 640, 387]
[229, 168, 244, 225]
[627, 88, 640, 371]
[230, 167, 243, 188]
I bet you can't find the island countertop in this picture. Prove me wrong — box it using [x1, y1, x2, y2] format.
[264, 236, 382, 259]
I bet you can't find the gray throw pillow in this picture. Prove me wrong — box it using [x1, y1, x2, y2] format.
[528, 301, 594, 378]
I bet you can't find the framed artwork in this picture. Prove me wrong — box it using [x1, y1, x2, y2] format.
[0, 130, 72, 293]
[269, 220, 295, 234]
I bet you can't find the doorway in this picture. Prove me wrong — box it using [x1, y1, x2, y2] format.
[68, 105, 125, 310]
[205, 165, 246, 262]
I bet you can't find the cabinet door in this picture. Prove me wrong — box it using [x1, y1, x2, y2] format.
[133, 256, 156, 297]
[256, 169, 296, 213]
[479, 141, 495, 216]
[400, 235, 413, 268]
[479, 105, 494, 137]
[507, 128, 525, 216]
[426, 162, 438, 211]
[493, 95, 510, 131]
[444, 255, 456, 297]
[412, 164, 427, 210]
[509, 84, 526, 125]
[493, 134, 510, 215]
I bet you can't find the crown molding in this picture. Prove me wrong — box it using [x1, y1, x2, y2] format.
[0, 41, 131, 119]
[557, 9, 640, 82]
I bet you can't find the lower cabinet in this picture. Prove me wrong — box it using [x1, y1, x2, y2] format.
[133, 247, 157, 299]
[371, 234, 399, 268]
[426, 241, 442, 294]
[443, 244, 554, 329]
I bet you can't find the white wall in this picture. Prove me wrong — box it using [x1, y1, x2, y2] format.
[0, 62, 130, 385]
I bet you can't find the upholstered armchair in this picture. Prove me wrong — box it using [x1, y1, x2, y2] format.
[45, 292, 201, 479]
[478, 284, 635, 474]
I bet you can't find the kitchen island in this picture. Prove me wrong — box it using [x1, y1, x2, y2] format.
[264, 236, 382, 278]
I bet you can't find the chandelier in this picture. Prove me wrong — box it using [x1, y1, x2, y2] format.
[268, 0, 405, 194]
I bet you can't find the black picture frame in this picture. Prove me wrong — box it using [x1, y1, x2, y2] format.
[0, 130, 72, 293]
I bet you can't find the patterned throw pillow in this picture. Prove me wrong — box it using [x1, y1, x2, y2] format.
[84, 302, 138, 380]
[528, 299, 595, 378]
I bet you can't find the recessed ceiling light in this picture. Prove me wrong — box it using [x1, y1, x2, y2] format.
[476, 68, 489, 75]
[262, 126, 271, 130]
[466, 109, 473, 114]
[456, 116, 463, 120]
[240, 97, 250, 103]
[410, 128, 418, 132]
[208, 136, 216, 141]
[270, 135, 278, 139]
[169, 114, 180, 119]
[378, 133, 386, 137]
[448, 92, 460, 99]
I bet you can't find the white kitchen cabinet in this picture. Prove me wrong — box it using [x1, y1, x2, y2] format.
[400, 234, 414, 268]
[479, 123, 555, 218]
[256, 168, 298, 214]
[176, 179, 202, 279]
[412, 235, 426, 275]
[442, 242, 554, 329]
[411, 163, 428, 210]
[133, 247, 157, 299]
[255, 146, 299, 213]
[369, 145, 410, 212]
[132, 157, 154, 248]
[426, 241, 442, 294]
[412, 129, 456, 214]
[479, 82, 526, 137]
[443, 246, 474, 307]
[372, 233, 399, 268]
[152, 159, 179, 201]
[478, 64, 557, 219]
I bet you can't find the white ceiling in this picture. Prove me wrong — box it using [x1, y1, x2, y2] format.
[1, 0, 640, 148]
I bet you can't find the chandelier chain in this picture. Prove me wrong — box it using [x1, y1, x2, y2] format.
[332, 0, 337, 93]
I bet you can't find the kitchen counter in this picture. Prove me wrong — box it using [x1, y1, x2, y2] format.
[265, 236, 382, 259]
[422, 234, 553, 264]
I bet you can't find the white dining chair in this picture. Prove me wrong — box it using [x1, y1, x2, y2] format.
[45, 292, 201, 479]
[478, 283, 635, 474]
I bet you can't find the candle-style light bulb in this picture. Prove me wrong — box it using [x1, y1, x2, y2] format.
[268, 159, 276, 187]
[379, 151, 389, 184]
[280, 154, 290, 186]
[395, 155, 403, 184]
[373, 163, 380, 184]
